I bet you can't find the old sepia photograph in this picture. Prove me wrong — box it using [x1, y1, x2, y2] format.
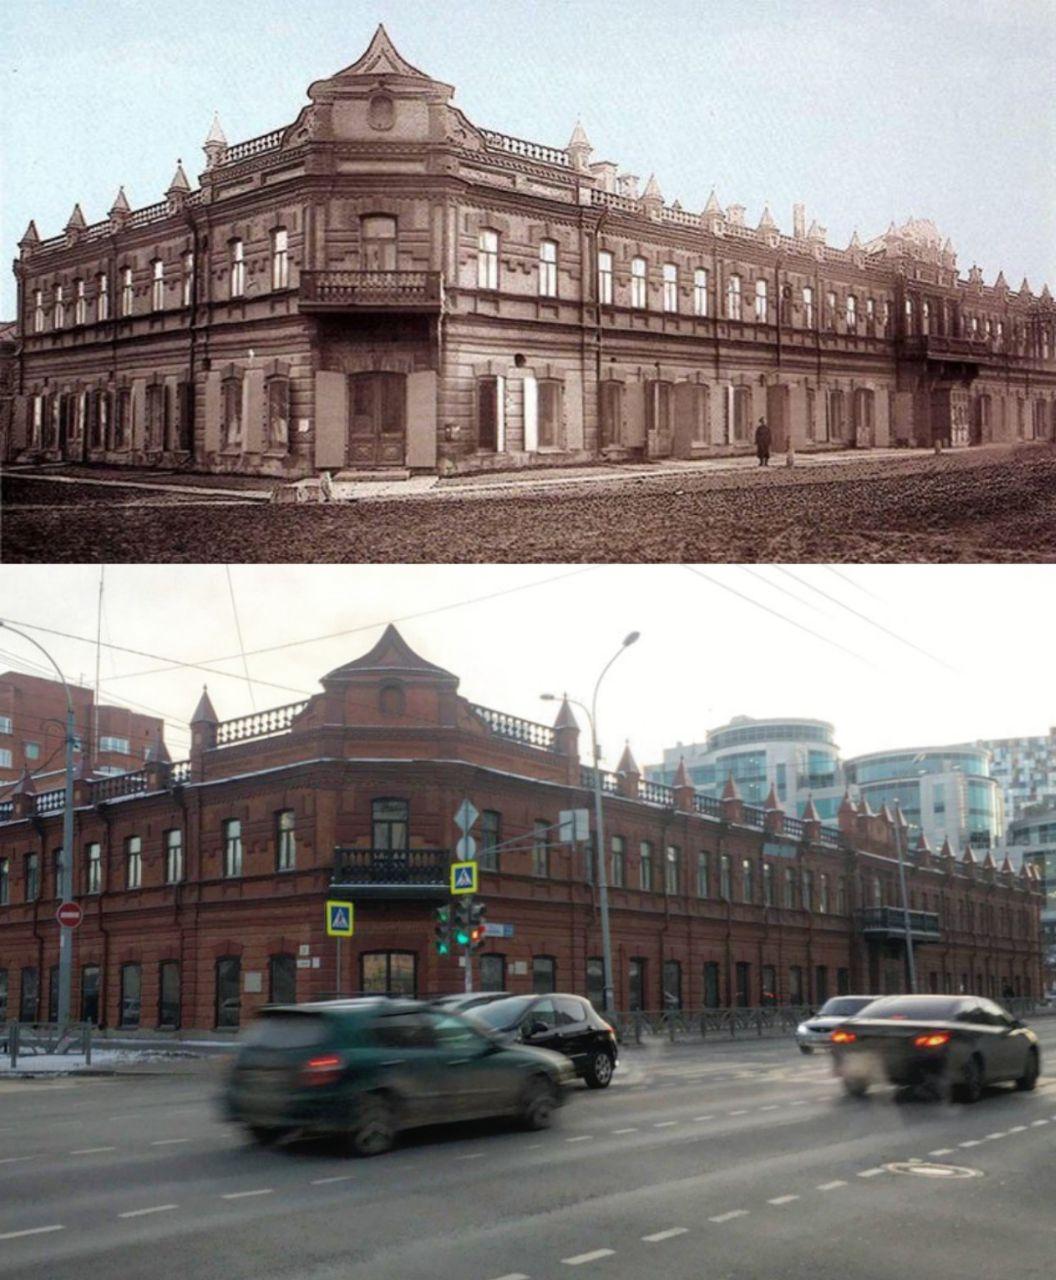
[1, 1, 1054, 562]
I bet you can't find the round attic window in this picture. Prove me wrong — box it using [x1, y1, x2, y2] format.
[368, 94, 396, 132]
[379, 682, 405, 715]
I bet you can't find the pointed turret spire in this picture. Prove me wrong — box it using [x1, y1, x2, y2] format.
[109, 186, 131, 227]
[914, 831, 932, 856]
[19, 220, 40, 256]
[703, 189, 722, 216]
[553, 696, 578, 731]
[856, 797, 873, 819]
[1041, 283, 1053, 302]
[838, 790, 856, 819]
[848, 229, 862, 250]
[190, 685, 218, 725]
[940, 835, 956, 862]
[961, 844, 977, 866]
[758, 204, 776, 231]
[66, 203, 87, 232]
[982, 849, 997, 870]
[642, 173, 663, 201]
[1020, 277, 1032, 296]
[616, 741, 639, 775]
[565, 120, 593, 171]
[800, 795, 819, 822]
[764, 781, 782, 811]
[1000, 854, 1014, 875]
[167, 161, 191, 195]
[146, 737, 172, 765]
[672, 756, 691, 789]
[203, 113, 227, 169]
[994, 269, 1008, 291]
[721, 771, 740, 802]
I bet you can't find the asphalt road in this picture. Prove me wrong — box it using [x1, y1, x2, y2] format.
[2, 1025, 1055, 1280]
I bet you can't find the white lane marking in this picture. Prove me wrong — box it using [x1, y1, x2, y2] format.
[857, 1168, 885, 1178]
[643, 1227, 689, 1243]
[562, 1248, 615, 1265]
[985, 1132, 1007, 1141]
[612, 1128, 639, 1135]
[526, 1143, 545, 1149]
[456, 1152, 486, 1159]
[0, 1224, 64, 1240]
[653, 1121, 677, 1129]
[960, 1140, 982, 1148]
[709, 1210, 748, 1223]
[1008, 1125, 1028, 1133]
[768, 1195, 799, 1205]
[150, 1138, 190, 1147]
[118, 1204, 178, 1219]
[310, 1175, 354, 1185]
[221, 1188, 273, 1200]
[1031, 1119, 1049, 1127]
[566, 1136, 593, 1143]
[488, 1274, 530, 1280]
[929, 1148, 954, 1156]
[729, 1109, 748, 1116]
[759, 1105, 779, 1112]
[817, 1180, 847, 1191]
[790, 1100, 808, 1106]
[0, 1156, 37, 1165]
[70, 1146, 116, 1155]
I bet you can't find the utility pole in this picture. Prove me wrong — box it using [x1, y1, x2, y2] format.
[893, 800, 917, 994]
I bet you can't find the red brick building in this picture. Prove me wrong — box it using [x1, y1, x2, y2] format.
[0, 626, 1043, 1031]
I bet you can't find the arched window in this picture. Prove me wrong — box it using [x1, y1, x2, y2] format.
[846, 294, 857, 330]
[754, 278, 767, 322]
[662, 263, 678, 312]
[693, 267, 708, 316]
[151, 259, 164, 311]
[182, 252, 195, 307]
[720, 854, 732, 900]
[538, 240, 557, 297]
[630, 257, 647, 308]
[664, 845, 680, 894]
[53, 284, 65, 328]
[96, 273, 109, 322]
[478, 229, 499, 290]
[74, 279, 86, 326]
[741, 858, 754, 903]
[229, 240, 245, 298]
[33, 289, 45, 333]
[361, 215, 397, 271]
[378, 681, 405, 715]
[597, 250, 613, 304]
[726, 274, 742, 320]
[271, 227, 289, 289]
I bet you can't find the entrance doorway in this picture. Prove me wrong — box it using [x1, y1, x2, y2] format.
[348, 372, 406, 467]
[852, 389, 875, 448]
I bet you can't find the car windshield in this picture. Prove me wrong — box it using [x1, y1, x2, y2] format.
[817, 997, 877, 1017]
[241, 1012, 330, 1048]
[469, 996, 535, 1031]
[857, 997, 961, 1021]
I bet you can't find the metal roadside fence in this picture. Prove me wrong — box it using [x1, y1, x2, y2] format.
[3, 1021, 93, 1069]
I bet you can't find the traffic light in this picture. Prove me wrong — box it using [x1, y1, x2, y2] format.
[453, 898, 472, 947]
[434, 904, 452, 956]
[468, 900, 488, 951]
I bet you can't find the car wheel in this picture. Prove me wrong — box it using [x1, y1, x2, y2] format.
[248, 1124, 287, 1146]
[1015, 1048, 1039, 1092]
[954, 1055, 984, 1105]
[584, 1050, 615, 1089]
[348, 1093, 396, 1157]
[520, 1075, 558, 1130]
[842, 1076, 869, 1098]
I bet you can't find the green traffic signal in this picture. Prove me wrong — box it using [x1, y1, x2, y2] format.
[436, 939, 451, 956]
[454, 927, 471, 946]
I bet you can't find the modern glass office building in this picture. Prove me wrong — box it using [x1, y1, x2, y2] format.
[843, 745, 1003, 852]
[1008, 807, 1056, 984]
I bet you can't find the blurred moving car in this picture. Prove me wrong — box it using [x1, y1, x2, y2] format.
[469, 994, 618, 1088]
[223, 998, 573, 1155]
[795, 995, 880, 1053]
[830, 994, 1041, 1102]
[430, 991, 511, 1014]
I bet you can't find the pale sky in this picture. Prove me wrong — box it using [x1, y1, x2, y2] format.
[3, 0, 1055, 318]
[0, 565, 1053, 772]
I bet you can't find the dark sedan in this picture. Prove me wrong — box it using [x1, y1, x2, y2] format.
[223, 998, 573, 1155]
[469, 993, 619, 1088]
[830, 994, 1041, 1103]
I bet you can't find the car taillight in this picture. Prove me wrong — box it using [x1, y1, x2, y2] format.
[831, 1030, 857, 1044]
[601, 1022, 616, 1039]
[299, 1054, 343, 1086]
[913, 1032, 951, 1048]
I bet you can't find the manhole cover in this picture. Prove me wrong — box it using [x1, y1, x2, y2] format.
[884, 1162, 982, 1179]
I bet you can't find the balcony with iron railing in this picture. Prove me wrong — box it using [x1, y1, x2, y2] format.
[856, 906, 942, 942]
[299, 270, 442, 312]
[331, 847, 450, 899]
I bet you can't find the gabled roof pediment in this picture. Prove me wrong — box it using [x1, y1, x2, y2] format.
[324, 623, 456, 682]
[331, 24, 431, 82]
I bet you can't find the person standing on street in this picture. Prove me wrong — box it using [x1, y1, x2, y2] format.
[755, 417, 771, 467]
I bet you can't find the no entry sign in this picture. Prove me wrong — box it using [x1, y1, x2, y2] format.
[56, 901, 83, 928]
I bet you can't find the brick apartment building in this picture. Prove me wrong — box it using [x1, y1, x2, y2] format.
[0, 670, 167, 787]
[0, 626, 1043, 1031]
[6, 26, 1055, 478]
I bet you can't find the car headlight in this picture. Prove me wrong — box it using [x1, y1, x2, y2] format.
[796, 1024, 808, 1035]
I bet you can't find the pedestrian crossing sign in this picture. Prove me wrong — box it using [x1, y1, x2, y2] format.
[451, 861, 478, 895]
[326, 899, 354, 937]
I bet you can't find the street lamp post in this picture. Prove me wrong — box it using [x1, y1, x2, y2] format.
[0, 621, 77, 1031]
[542, 630, 640, 1015]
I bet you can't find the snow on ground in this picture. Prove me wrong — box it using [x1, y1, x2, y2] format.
[0, 1047, 198, 1075]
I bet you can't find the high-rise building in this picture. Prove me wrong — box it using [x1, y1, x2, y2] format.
[977, 730, 1056, 830]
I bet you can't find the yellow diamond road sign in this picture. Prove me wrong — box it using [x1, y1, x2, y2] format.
[451, 861, 478, 895]
[326, 899, 354, 937]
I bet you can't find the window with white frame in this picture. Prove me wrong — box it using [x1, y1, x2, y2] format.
[271, 228, 289, 290]
[33, 289, 45, 333]
[610, 835, 625, 888]
[0, 748, 11, 770]
[639, 840, 653, 891]
[151, 259, 164, 311]
[664, 845, 680, 894]
[182, 252, 194, 307]
[99, 735, 130, 754]
[266, 377, 290, 449]
[121, 267, 134, 316]
[754, 278, 767, 322]
[276, 810, 296, 871]
[222, 376, 242, 448]
[630, 257, 647, 308]
[904, 297, 914, 333]
[85, 842, 102, 894]
[223, 819, 243, 878]
[477, 229, 499, 290]
[230, 240, 245, 297]
[802, 285, 814, 328]
[162, 829, 182, 883]
[0, 715, 11, 735]
[538, 240, 557, 297]
[866, 297, 875, 325]
[74, 279, 86, 325]
[922, 300, 931, 335]
[53, 284, 65, 328]
[693, 267, 708, 316]
[742, 858, 754, 903]
[696, 851, 709, 897]
[662, 263, 678, 312]
[846, 294, 857, 330]
[126, 836, 142, 890]
[726, 273, 742, 320]
[826, 290, 837, 328]
[719, 854, 731, 900]
[597, 250, 613, 304]
[970, 315, 979, 337]
[97, 273, 109, 322]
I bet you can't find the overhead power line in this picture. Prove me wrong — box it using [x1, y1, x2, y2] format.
[225, 566, 256, 710]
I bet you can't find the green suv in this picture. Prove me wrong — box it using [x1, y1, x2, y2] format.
[223, 998, 573, 1156]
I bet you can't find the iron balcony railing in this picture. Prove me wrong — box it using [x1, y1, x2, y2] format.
[639, 779, 675, 807]
[856, 906, 942, 941]
[90, 770, 150, 803]
[580, 766, 621, 795]
[331, 847, 450, 894]
[215, 700, 309, 747]
[299, 270, 443, 311]
[469, 704, 555, 752]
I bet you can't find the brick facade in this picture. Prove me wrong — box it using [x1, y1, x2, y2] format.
[0, 626, 1044, 1031]
[7, 26, 1055, 477]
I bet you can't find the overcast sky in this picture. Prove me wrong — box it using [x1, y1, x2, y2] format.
[3, 0, 1055, 318]
[0, 565, 1053, 772]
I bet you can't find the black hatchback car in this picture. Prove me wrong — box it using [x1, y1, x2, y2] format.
[468, 994, 619, 1088]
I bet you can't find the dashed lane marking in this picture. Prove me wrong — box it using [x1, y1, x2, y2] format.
[759, 1105, 779, 1111]
[1008, 1125, 1028, 1133]
[488, 1274, 530, 1280]
[562, 1248, 616, 1265]
[118, 1205, 178, 1219]
[653, 1121, 678, 1128]
[221, 1189, 274, 1200]
[1031, 1119, 1049, 1127]
[70, 1147, 116, 1155]
[768, 1195, 800, 1205]
[857, 1168, 886, 1178]
[729, 1110, 748, 1116]
[150, 1138, 190, 1146]
[692, 1115, 714, 1122]
[929, 1148, 955, 1156]
[612, 1128, 639, 1135]
[0, 1225, 64, 1241]
[642, 1228, 689, 1243]
[984, 1132, 1007, 1141]
[817, 1181, 847, 1191]
[566, 1136, 593, 1144]
[959, 1140, 982, 1148]
[709, 1210, 749, 1223]
[310, 1176, 354, 1185]
[456, 1152, 486, 1159]
[0, 1157, 36, 1166]
[789, 1100, 808, 1106]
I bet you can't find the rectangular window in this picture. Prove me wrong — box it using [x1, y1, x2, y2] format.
[532, 955, 556, 995]
[145, 383, 165, 451]
[85, 843, 102, 895]
[532, 820, 549, 877]
[34, 289, 45, 333]
[720, 854, 731, 900]
[664, 845, 680, 895]
[266, 378, 290, 450]
[0, 715, 11, 736]
[538, 240, 557, 297]
[20, 967, 39, 1023]
[662, 263, 678, 312]
[271, 228, 289, 290]
[97, 273, 109, 322]
[126, 836, 142, 890]
[827, 290, 838, 329]
[789, 965, 804, 1005]
[597, 250, 613, 304]
[120, 962, 141, 1028]
[75, 279, 86, 325]
[846, 294, 857, 330]
[223, 819, 243, 878]
[0, 748, 11, 769]
[538, 380, 562, 449]
[360, 950, 416, 997]
[837, 967, 850, 995]
[151, 259, 164, 311]
[662, 960, 682, 1010]
[696, 852, 709, 897]
[754, 278, 767, 322]
[735, 961, 751, 1008]
[818, 873, 829, 913]
[372, 798, 408, 850]
[0, 858, 8, 905]
[80, 965, 99, 1025]
[703, 961, 721, 1008]
[478, 229, 499, 290]
[802, 869, 813, 912]
[222, 378, 242, 448]
[230, 240, 245, 297]
[610, 835, 625, 888]
[99, 735, 130, 754]
[215, 956, 241, 1028]
[25, 853, 40, 902]
[182, 252, 194, 307]
[586, 957, 604, 1008]
[476, 376, 503, 452]
[726, 274, 742, 320]
[25, 741, 40, 761]
[269, 953, 296, 1004]
[121, 267, 134, 316]
[802, 285, 814, 328]
[815, 965, 829, 1005]
[53, 285, 65, 328]
[693, 267, 708, 316]
[629, 958, 646, 1011]
[784, 868, 795, 908]
[741, 858, 754, 903]
[482, 955, 508, 994]
[159, 961, 180, 1028]
[276, 809, 296, 871]
[639, 841, 653, 891]
[479, 810, 501, 871]
[631, 257, 647, 308]
[165, 829, 183, 884]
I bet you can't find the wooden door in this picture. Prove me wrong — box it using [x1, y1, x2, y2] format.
[347, 372, 406, 467]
